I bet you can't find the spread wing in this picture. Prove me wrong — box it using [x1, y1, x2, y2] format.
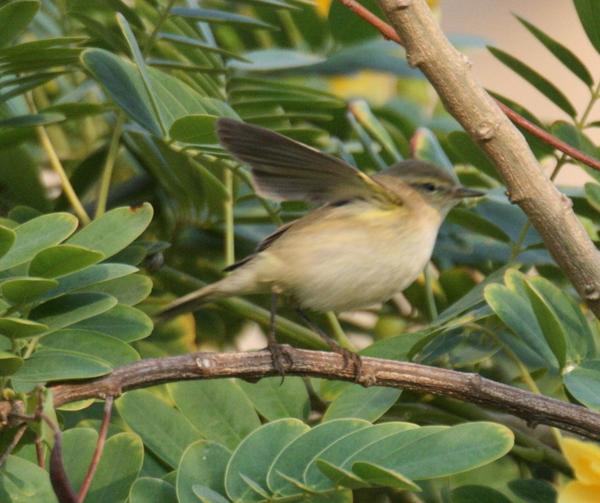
[217, 118, 394, 204]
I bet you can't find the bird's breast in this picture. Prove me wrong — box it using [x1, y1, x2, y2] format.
[262, 207, 441, 312]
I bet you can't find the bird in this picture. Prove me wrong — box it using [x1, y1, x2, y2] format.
[158, 118, 484, 377]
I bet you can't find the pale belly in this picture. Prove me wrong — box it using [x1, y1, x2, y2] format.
[257, 210, 440, 312]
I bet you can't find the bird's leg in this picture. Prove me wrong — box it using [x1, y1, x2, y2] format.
[295, 309, 363, 382]
[268, 291, 292, 380]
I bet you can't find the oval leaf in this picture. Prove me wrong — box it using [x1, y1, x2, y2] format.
[29, 244, 104, 278]
[67, 203, 153, 260]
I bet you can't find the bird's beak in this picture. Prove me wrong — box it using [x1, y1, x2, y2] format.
[453, 186, 485, 198]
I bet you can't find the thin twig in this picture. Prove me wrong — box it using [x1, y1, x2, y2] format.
[35, 436, 46, 469]
[95, 114, 125, 218]
[0, 349, 593, 439]
[0, 424, 27, 467]
[497, 102, 600, 171]
[26, 94, 91, 225]
[77, 396, 114, 503]
[335, 0, 600, 173]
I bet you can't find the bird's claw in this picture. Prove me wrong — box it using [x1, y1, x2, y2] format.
[267, 343, 293, 384]
[331, 346, 363, 384]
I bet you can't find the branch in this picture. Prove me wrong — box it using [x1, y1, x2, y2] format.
[374, 0, 600, 318]
[336, 0, 600, 172]
[17, 348, 596, 440]
[77, 396, 113, 503]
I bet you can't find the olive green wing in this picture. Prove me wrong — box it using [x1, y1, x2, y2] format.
[217, 118, 394, 204]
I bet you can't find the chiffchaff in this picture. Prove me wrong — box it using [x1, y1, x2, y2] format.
[159, 118, 483, 371]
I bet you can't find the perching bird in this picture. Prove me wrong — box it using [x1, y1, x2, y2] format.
[159, 118, 483, 375]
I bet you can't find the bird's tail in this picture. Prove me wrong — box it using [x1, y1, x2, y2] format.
[157, 282, 225, 321]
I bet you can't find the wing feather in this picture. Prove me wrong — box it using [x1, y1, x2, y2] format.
[217, 118, 393, 204]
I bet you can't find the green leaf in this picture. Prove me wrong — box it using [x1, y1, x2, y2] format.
[447, 209, 510, 243]
[0, 113, 65, 129]
[484, 280, 558, 368]
[585, 182, 600, 212]
[80, 273, 152, 305]
[30, 293, 117, 334]
[351, 422, 513, 481]
[0, 0, 40, 47]
[488, 46, 576, 117]
[351, 463, 419, 490]
[192, 486, 229, 503]
[116, 13, 166, 137]
[130, 478, 177, 503]
[0, 350, 23, 375]
[446, 131, 499, 181]
[14, 349, 112, 382]
[523, 279, 567, 369]
[0, 212, 78, 271]
[29, 244, 104, 278]
[316, 426, 444, 489]
[1, 277, 58, 304]
[574, 0, 600, 54]
[41, 329, 139, 367]
[411, 127, 456, 178]
[0, 455, 57, 502]
[82, 49, 161, 135]
[168, 379, 261, 450]
[62, 428, 98, 490]
[350, 100, 402, 161]
[267, 419, 369, 497]
[43, 263, 138, 300]
[529, 276, 593, 362]
[451, 485, 511, 503]
[85, 432, 144, 503]
[230, 49, 325, 72]
[177, 441, 230, 503]
[508, 479, 557, 503]
[328, 0, 381, 44]
[239, 376, 310, 421]
[72, 304, 153, 342]
[550, 121, 599, 159]
[224, 418, 309, 502]
[67, 203, 153, 260]
[171, 7, 276, 30]
[0, 225, 15, 259]
[169, 114, 218, 144]
[323, 385, 401, 422]
[564, 360, 600, 410]
[305, 422, 417, 491]
[117, 389, 201, 468]
[0, 317, 48, 338]
[516, 16, 593, 87]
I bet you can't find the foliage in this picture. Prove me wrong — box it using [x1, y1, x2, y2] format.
[0, 0, 598, 502]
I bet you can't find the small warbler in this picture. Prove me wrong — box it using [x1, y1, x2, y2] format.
[160, 118, 483, 374]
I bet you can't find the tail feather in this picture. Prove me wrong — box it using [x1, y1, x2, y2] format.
[157, 283, 224, 321]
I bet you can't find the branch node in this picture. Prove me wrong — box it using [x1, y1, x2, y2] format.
[466, 372, 483, 393]
[474, 120, 498, 142]
[390, 0, 412, 10]
[584, 284, 600, 301]
[406, 49, 426, 68]
[505, 190, 525, 205]
[195, 356, 214, 370]
[460, 53, 473, 69]
[560, 193, 573, 209]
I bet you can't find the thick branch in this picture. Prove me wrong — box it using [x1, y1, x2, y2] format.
[36, 348, 600, 440]
[376, 0, 600, 317]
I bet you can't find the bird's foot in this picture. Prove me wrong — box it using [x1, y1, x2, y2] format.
[267, 342, 293, 383]
[329, 344, 364, 384]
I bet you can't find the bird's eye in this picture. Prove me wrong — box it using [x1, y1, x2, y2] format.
[419, 183, 437, 192]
